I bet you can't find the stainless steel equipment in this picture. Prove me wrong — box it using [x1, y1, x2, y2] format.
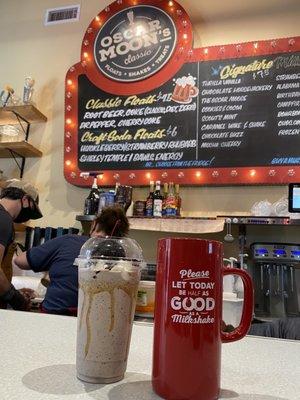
[250, 243, 300, 318]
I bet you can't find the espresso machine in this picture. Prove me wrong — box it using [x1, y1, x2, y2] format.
[249, 242, 300, 319]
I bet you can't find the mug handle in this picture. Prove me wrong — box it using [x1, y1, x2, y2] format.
[221, 267, 254, 343]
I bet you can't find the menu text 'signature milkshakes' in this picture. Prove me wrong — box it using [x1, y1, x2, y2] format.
[76, 259, 141, 383]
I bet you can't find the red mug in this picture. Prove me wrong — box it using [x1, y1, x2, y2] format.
[152, 238, 253, 400]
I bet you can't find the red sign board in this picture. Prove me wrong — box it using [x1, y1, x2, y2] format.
[64, 0, 300, 187]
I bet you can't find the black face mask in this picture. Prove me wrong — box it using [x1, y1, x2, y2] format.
[14, 200, 33, 223]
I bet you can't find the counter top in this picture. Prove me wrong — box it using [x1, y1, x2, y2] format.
[76, 215, 225, 234]
[0, 310, 299, 400]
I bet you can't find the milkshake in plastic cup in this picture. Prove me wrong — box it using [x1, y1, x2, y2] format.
[75, 237, 144, 383]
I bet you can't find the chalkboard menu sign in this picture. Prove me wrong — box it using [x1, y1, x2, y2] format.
[77, 52, 300, 172]
[64, 0, 300, 186]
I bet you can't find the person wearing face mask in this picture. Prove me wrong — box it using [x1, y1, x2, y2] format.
[13, 206, 129, 316]
[0, 179, 43, 310]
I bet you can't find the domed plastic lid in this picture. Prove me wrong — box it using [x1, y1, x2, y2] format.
[77, 236, 144, 262]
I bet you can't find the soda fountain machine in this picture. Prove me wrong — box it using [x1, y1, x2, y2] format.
[249, 243, 300, 319]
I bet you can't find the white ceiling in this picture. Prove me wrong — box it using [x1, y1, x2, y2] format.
[178, 0, 300, 23]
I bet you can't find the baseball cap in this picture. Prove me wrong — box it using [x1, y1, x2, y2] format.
[5, 179, 43, 220]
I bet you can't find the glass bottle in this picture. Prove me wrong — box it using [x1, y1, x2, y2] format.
[153, 181, 163, 218]
[162, 183, 169, 217]
[165, 182, 177, 217]
[175, 184, 182, 217]
[145, 181, 155, 217]
[84, 177, 100, 215]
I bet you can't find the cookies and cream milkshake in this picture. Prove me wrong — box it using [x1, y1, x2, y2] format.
[75, 237, 143, 384]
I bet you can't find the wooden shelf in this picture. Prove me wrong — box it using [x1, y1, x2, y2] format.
[76, 215, 96, 222]
[0, 105, 47, 125]
[14, 223, 28, 232]
[0, 141, 42, 158]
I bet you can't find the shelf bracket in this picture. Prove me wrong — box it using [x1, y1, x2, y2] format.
[11, 111, 31, 141]
[7, 148, 25, 178]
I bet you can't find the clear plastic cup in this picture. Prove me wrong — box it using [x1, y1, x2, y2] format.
[75, 236, 145, 383]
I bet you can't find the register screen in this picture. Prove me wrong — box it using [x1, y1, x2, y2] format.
[293, 187, 300, 209]
[289, 184, 300, 212]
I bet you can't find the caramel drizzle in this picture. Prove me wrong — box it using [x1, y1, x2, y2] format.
[79, 280, 137, 358]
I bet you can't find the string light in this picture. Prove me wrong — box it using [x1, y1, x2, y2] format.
[168, 1, 174, 6]
[288, 38, 295, 46]
[66, 118, 72, 125]
[203, 48, 208, 55]
[146, 172, 151, 179]
[65, 160, 72, 166]
[183, 33, 188, 40]
[67, 79, 73, 86]
[188, 49, 193, 58]
[83, 52, 89, 59]
[269, 169, 276, 176]
[253, 42, 258, 50]
[250, 169, 256, 177]
[196, 171, 201, 178]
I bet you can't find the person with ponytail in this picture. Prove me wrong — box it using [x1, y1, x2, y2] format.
[13, 206, 129, 316]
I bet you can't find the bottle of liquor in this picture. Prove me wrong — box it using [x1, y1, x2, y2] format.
[153, 181, 163, 217]
[165, 182, 177, 217]
[114, 182, 124, 208]
[175, 184, 182, 217]
[84, 177, 100, 215]
[145, 181, 155, 217]
[162, 182, 169, 217]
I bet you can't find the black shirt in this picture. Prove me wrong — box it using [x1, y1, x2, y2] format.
[0, 204, 14, 257]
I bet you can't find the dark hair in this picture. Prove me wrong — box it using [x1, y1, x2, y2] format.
[94, 206, 129, 237]
[0, 187, 26, 200]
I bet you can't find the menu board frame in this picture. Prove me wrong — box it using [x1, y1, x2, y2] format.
[64, 0, 300, 187]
